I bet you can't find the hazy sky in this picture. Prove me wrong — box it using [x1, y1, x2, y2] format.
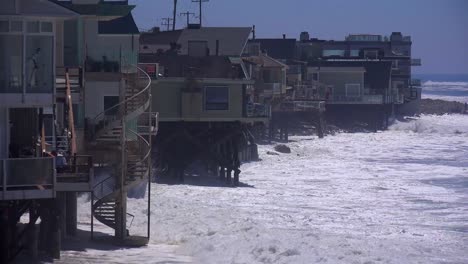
[129, 0, 468, 74]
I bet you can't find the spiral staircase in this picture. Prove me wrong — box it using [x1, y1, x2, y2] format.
[89, 65, 155, 242]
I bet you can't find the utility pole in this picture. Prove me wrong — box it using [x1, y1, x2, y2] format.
[161, 17, 174, 31]
[180, 11, 195, 28]
[191, 0, 209, 26]
[172, 0, 177, 31]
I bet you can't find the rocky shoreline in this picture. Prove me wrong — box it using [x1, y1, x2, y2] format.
[419, 99, 467, 115]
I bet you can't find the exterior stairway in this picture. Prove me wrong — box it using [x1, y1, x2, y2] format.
[90, 65, 154, 238]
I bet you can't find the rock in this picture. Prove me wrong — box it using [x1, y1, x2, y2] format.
[274, 144, 291, 154]
[266, 151, 279, 156]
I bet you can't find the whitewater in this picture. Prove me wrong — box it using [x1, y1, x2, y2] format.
[56, 113, 468, 264]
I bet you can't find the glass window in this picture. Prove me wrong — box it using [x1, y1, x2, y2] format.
[205, 86, 229, 110]
[350, 50, 360, 57]
[104, 96, 119, 116]
[26, 35, 54, 93]
[10, 21, 23, 32]
[312, 73, 318, 81]
[27, 21, 40, 33]
[0, 21, 8, 32]
[322, 49, 345, 57]
[41, 22, 53, 33]
[0, 35, 23, 93]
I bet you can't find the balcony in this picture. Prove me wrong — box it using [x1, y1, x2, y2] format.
[1, 157, 55, 200]
[411, 79, 422, 86]
[278, 100, 326, 112]
[56, 155, 94, 192]
[411, 58, 422, 66]
[329, 94, 384, 104]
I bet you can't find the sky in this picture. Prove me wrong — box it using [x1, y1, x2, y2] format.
[129, 0, 468, 75]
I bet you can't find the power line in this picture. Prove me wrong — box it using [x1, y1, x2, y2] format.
[180, 11, 195, 28]
[161, 17, 174, 31]
[191, 0, 209, 26]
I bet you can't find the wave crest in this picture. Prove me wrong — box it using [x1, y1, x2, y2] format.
[389, 115, 468, 134]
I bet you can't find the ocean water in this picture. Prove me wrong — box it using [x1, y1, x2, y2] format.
[416, 74, 468, 103]
[65, 115, 468, 264]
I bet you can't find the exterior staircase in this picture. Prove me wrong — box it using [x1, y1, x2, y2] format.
[90, 65, 155, 239]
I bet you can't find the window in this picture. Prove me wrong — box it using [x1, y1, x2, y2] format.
[345, 84, 361, 97]
[350, 50, 360, 57]
[10, 21, 23, 32]
[364, 50, 378, 59]
[323, 49, 345, 57]
[0, 21, 8, 32]
[312, 73, 318, 81]
[0, 35, 23, 93]
[104, 96, 119, 116]
[205, 86, 229, 110]
[27, 21, 40, 33]
[41, 22, 53, 33]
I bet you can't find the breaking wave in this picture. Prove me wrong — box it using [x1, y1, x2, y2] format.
[389, 114, 468, 134]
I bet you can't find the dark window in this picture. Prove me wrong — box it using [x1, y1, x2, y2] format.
[312, 73, 318, 81]
[205, 86, 229, 110]
[104, 96, 119, 116]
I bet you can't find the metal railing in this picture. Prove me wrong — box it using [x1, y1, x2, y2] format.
[1, 157, 55, 191]
[246, 103, 271, 118]
[411, 58, 422, 66]
[411, 79, 422, 87]
[88, 65, 152, 140]
[56, 67, 83, 95]
[279, 100, 326, 112]
[56, 155, 93, 183]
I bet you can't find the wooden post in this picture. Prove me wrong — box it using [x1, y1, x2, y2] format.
[66, 192, 77, 236]
[0, 208, 10, 263]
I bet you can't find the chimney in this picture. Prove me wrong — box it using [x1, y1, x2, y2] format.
[283, 34, 286, 39]
[215, 40, 220, 56]
[252, 25, 256, 40]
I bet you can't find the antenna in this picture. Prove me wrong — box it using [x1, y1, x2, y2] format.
[161, 17, 174, 31]
[172, 0, 177, 31]
[191, 0, 209, 27]
[180, 11, 196, 28]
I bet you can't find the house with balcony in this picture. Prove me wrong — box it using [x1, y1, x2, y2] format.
[0, 0, 99, 261]
[139, 27, 266, 185]
[243, 52, 289, 102]
[52, 0, 154, 247]
[298, 32, 422, 115]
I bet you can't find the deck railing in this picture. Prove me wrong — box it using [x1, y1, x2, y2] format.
[246, 103, 271, 118]
[279, 100, 326, 112]
[1, 157, 55, 192]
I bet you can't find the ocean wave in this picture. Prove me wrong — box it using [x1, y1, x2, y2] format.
[423, 81, 468, 87]
[389, 114, 468, 134]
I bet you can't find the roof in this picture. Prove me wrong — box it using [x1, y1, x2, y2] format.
[243, 53, 288, 69]
[308, 60, 392, 90]
[99, 14, 139, 34]
[177, 27, 252, 56]
[1, 0, 79, 17]
[51, 1, 135, 17]
[249, 38, 297, 60]
[140, 30, 183, 45]
[140, 54, 247, 79]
